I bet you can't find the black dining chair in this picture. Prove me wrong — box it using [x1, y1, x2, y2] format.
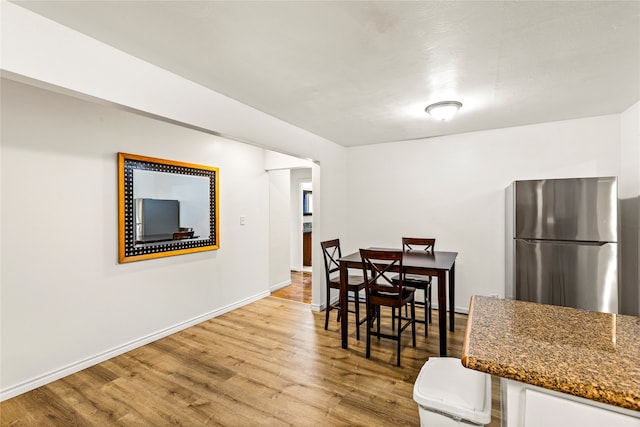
[360, 248, 416, 366]
[393, 237, 435, 336]
[321, 239, 367, 340]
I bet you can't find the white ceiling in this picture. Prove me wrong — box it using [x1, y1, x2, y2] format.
[12, 1, 640, 147]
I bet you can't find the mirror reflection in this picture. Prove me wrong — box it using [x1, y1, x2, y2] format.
[118, 153, 219, 263]
[133, 169, 209, 244]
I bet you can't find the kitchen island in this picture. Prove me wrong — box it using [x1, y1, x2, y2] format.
[462, 295, 639, 426]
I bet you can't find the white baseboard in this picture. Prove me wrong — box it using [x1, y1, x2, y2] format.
[310, 302, 323, 312]
[269, 279, 291, 293]
[0, 290, 270, 402]
[432, 302, 469, 315]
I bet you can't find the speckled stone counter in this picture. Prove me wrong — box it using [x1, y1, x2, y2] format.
[462, 295, 640, 411]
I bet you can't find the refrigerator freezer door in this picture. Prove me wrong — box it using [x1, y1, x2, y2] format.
[515, 239, 618, 313]
[514, 177, 617, 242]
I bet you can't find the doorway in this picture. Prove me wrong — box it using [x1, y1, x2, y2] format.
[300, 180, 313, 273]
[267, 160, 316, 307]
[274, 172, 313, 304]
[272, 270, 312, 304]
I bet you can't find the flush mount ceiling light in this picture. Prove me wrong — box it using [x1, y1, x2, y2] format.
[425, 101, 463, 120]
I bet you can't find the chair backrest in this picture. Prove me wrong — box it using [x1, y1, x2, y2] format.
[321, 239, 342, 283]
[360, 249, 404, 300]
[402, 237, 435, 253]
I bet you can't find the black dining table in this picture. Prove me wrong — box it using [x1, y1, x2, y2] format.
[338, 248, 458, 357]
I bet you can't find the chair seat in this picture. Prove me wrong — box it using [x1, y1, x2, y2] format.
[329, 275, 365, 290]
[372, 286, 416, 300]
[327, 276, 365, 316]
[404, 274, 432, 284]
[369, 287, 416, 311]
[392, 274, 431, 288]
[327, 276, 365, 309]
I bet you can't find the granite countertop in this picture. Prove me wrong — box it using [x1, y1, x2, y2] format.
[462, 295, 640, 411]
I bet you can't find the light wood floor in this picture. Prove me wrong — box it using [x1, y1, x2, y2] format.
[1, 296, 500, 426]
[271, 271, 312, 304]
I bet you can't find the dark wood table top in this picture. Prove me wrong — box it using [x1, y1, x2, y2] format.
[339, 248, 458, 271]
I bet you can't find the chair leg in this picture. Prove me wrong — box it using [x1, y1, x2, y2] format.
[423, 290, 428, 336]
[324, 293, 331, 330]
[428, 284, 433, 323]
[391, 308, 395, 330]
[368, 306, 375, 328]
[366, 307, 372, 359]
[411, 300, 417, 347]
[354, 291, 360, 341]
[376, 306, 381, 339]
[396, 308, 402, 366]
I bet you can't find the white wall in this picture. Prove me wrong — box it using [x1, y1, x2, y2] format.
[620, 101, 640, 315]
[346, 115, 622, 313]
[0, 79, 272, 397]
[264, 150, 314, 170]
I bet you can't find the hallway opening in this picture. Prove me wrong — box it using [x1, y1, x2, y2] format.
[272, 271, 312, 304]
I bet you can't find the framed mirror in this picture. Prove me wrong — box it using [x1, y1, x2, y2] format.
[118, 152, 219, 263]
[303, 190, 313, 216]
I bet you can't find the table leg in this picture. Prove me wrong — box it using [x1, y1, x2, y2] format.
[449, 262, 455, 332]
[437, 270, 447, 357]
[340, 261, 349, 349]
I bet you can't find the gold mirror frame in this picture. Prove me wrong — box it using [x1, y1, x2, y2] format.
[118, 152, 219, 263]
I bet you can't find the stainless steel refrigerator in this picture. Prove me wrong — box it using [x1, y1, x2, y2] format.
[505, 177, 619, 313]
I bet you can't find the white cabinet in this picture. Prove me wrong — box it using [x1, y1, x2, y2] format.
[502, 379, 640, 427]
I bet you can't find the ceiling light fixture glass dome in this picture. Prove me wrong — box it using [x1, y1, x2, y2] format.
[425, 101, 463, 120]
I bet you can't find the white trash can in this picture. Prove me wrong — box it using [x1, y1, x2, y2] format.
[413, 357, 491, 426]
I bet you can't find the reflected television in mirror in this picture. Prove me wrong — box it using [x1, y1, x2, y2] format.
[136, 198, 180, 243]
[118, 152, 219, 263]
